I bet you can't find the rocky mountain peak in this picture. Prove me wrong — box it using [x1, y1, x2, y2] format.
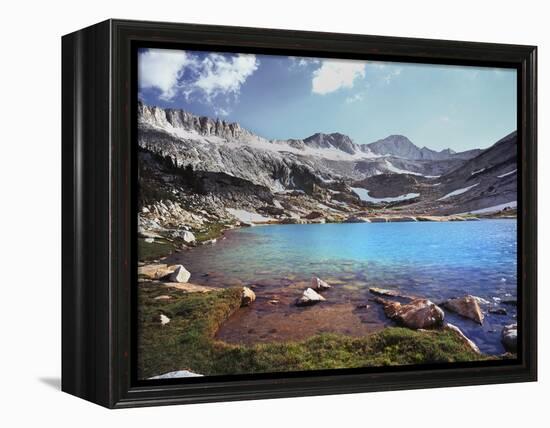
[303, 132, 358, 154]
[138, 101, 254, 141]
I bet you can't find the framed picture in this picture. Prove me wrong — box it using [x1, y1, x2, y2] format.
[62, 19, 537, 408]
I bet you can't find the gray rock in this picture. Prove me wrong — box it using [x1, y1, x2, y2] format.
[169, 265, 191, 283]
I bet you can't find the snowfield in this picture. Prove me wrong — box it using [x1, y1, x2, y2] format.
[437, 183, 479, 201]
[458, 201, 517, 215]
[226, 208, 273, 224]
[352, 187, 420, 203]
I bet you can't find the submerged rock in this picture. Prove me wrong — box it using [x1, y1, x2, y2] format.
[369, 287, 414, 299]
[444, 323, 480, 354]
[443, 295, 484, 324]
[489, 307, 508, 315]
[295, 288, 326, 306]
[501, 324, 517, 352]
[168, 265, 191, 283]
[375, 297, 444, 329]
[311, 277, 331, 291]
[241, 286, 256, 306]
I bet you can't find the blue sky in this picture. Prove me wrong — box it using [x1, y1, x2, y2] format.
[138, 48, 517, 152]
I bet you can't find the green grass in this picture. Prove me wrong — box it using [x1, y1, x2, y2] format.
[137, 284, 487, 379]
[194, 222, 228, 243]
[138, 238, 177, 262]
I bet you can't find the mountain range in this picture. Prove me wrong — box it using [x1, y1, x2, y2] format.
[138, 101, 517, 216]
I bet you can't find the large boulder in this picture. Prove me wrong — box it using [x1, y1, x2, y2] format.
[376, 297, 444, 329]
[168, 265, 191, 283]
[443, 295, 484, 324]
[241, 287, 256, 307]
[311, 277, 331, 291]
[501, 324, 517, 352]
[295, 288, 326, 306]
[444, 323, 480, 354]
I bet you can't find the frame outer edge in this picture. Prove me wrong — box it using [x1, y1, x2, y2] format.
[65, 19, 538, 408]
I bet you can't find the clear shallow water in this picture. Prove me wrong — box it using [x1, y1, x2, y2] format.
[166, 220, 517, 355]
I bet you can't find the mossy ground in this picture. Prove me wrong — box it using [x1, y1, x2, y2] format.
[138, 238, 177, 262]
[138, 283, 487, 379]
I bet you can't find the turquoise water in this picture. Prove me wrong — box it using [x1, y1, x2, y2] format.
[166, 220, 517, 355]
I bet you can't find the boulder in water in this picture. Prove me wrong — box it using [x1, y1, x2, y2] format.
[311, 277, 331, 291]
[442, 295, 484, 324]
[501, 324, 517, 352]
[375, 297, 444, 329]
[295, 288, 326, 306]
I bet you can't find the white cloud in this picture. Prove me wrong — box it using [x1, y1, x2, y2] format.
[194, 53, 258, 100]
[312, 60, 366, 95]
[138, 49, 194, 100]
[138, 49, 258, 107]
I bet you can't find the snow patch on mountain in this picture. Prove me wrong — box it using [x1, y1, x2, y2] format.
[497, 169, 517, 178]
[438, 183, 479, 201]
[352, 187, 420, 203]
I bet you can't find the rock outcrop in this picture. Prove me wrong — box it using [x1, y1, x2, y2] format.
[443, 295, 484, 324]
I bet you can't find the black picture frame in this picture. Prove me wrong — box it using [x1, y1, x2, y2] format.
[62, 19, 537, 409]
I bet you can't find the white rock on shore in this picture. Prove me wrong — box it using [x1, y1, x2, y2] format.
[169, 265, 191, 283]
[149, 370, 203, 379]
